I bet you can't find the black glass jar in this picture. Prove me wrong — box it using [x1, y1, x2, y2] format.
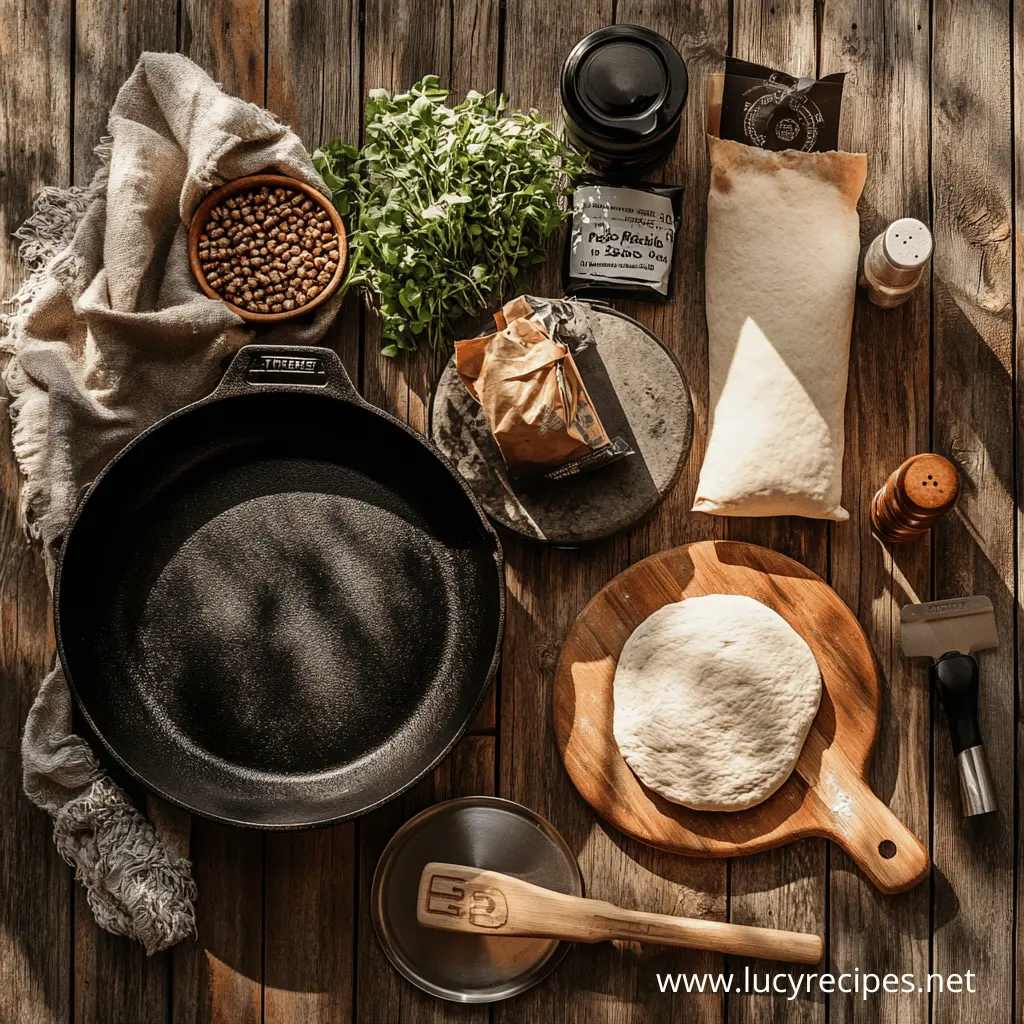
[560, 25, 688, 174]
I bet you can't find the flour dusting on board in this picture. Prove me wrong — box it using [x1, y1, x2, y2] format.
[821, 771, 854, 833]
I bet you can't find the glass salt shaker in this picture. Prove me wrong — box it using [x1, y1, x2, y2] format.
[859, 217, 933, 308]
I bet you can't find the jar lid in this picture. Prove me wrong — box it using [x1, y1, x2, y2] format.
[561, 26, 688, 152]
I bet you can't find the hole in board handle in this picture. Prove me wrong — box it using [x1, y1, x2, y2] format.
[878, 840, 897, 860]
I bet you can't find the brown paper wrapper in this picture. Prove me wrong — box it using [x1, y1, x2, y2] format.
[455, 296, 613, 477]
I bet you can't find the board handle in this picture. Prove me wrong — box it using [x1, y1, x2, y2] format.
[815, 764, 930, 893]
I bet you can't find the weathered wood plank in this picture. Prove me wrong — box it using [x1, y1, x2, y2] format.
[360, 0, 468, 429]
[359, 0, 502, 735]
[74, 917, 170, 1024]
[493, 7, 622, 1024]
[0, 0, 73, 1021]
[179, 0, 265, 104]
[450, 0, 501, 99]
[724, 5, 825, 1023]
[171, 824, 262, 1024]
[492, 2, 724, 1021]
[356, 735, 495, 1023]
[73, 0, 177, 184]
[1016, 4, 1024, 1019]
[931, 1, 1015, 1022]
[822, 2, 933, 1023]
[1015, 0, 1024, 1015]
[448, 0, 500, 737]
[266, 0, 362, 394]
[263, 825, 356, 1024]
[68, 3, 177, 1022]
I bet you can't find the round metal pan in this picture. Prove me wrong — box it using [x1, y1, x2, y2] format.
[372, 797, 582, 1002]
[54, 345, 505, 828]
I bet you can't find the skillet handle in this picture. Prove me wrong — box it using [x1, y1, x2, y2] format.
[215, 344, 363, 403]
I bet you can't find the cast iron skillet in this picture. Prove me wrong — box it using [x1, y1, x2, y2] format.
[54, 345, 505, 828]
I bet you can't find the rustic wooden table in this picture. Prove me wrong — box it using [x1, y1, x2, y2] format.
[0, 1, 1016, 1022]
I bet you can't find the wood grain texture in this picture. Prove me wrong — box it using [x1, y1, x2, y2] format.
[360, 0, 451, 429]
[355, 3, 500, 1016]
[263, 825, 356, 1024]
[166, 12, 274, 1024]
[494, 3, 730, 1023]
[555, 540, 928, 894]
[0, 0, 73, 1018]
[180, 0, 265, 104]
[266, 0, 363, 441]
[358, 0, 502, 734]
[359, 0, 502, 717]
[724, 6, 827, 1021]
[821, 0, 934, 1021]
[297, 0, 364, 401]
[356, 735, 495, 1024]
[931, 1, 1015, 1022]
[73, 917, 170, 1024]
[1016, 2, 1024, 1019]
[171, 824, 262, 1024]
[73, 0, 176, 184]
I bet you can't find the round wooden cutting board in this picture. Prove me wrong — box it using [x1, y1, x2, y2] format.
[554, 540, 930, 894]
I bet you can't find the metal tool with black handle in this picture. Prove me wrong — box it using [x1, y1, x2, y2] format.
[900, 597, 998, 817]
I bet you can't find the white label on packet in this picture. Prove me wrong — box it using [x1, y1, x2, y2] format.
[569, 185, 676, 294]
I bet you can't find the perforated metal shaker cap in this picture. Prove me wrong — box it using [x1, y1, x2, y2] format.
[882, 218, 933, 270]
[371, 796, 583, 1003]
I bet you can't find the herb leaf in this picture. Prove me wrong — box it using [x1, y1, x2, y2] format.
[313, 75, 585, 354]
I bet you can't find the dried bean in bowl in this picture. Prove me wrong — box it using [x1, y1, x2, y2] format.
[196, 184, 339, 315]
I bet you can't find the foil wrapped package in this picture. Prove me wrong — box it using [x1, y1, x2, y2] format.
[455, 296, 633, 480]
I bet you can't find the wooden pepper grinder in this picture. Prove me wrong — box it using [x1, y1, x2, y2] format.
[871, 454, 959, 543]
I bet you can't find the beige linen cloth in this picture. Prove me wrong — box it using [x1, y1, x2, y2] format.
[1, 53, 342, 953]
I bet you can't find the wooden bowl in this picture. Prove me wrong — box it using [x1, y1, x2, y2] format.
[188, 173, 348, 324]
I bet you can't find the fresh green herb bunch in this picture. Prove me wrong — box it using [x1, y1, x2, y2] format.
[314, 76, 585, 355]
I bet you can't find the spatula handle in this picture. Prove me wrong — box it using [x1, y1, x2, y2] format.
[576, 902, 823, 964]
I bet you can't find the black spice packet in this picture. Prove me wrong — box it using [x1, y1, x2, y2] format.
[719, 57, 845, 153]
[564, 176, 684, 303]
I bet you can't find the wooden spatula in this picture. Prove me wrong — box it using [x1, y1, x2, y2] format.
[416, 862, 823, 964]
